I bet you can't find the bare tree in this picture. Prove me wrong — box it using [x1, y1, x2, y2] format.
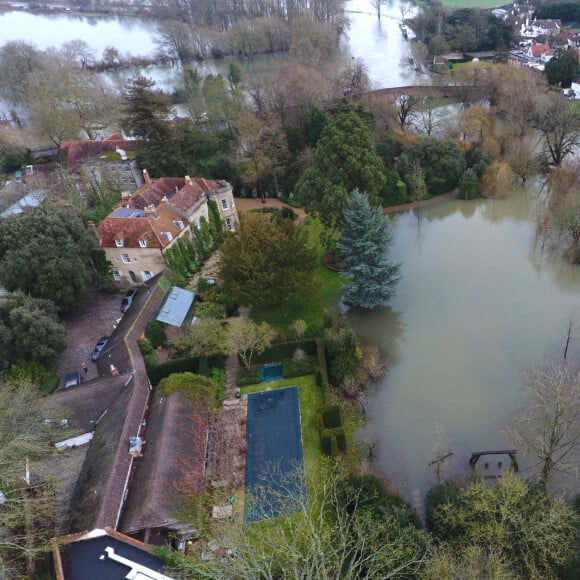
[505, 358, 580, 489]
[228, 318, 275, 370]
[370, 0, 387, 20]
[562, 315, 579, 360]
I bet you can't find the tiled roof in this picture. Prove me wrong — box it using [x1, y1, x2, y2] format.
[60, 136, 141, 172]
[96, 204, 188, 249]
[120, 393, 209, 534]
[131, 178, 186, 209]
[130, 177, 221, 213]
[530, 43, 552, 57]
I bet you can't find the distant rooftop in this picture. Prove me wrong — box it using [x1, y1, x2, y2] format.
[111, 207, 146, 219]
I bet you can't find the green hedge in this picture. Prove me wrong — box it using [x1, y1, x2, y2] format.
[252, 339, 317, 364]
[236, 366, 261, 386]
[147, 354, 225, 386]
[321, 405, 342, 429]
[283, 357, 316, 378]
[316, 338, 330, 402]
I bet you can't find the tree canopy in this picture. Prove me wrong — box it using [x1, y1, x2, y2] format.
[218, 213, 317, 308]
[0, 203, 95, 314]
[430, 472, 577, 578]
[338, 190, 400, 309]
[505, 358, 580, 489]
[545, 48, 580, 88]
[296, 111, 386, 229]
[0, 292, 67, 372]
[398, 138, 466, 196]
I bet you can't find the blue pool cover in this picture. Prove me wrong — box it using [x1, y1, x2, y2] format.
[245, 386, 306, 522]
[260, 363, 283, 382]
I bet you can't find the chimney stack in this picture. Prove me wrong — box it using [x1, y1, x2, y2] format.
[144, 204, 158, 218]
[185, 175, 192, 186]
[143, 168, 151, 186]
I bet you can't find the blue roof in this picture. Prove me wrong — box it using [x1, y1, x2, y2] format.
[156, 286, 195, 327]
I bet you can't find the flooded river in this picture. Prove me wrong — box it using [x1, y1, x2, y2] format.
[350, 188, 580, 498]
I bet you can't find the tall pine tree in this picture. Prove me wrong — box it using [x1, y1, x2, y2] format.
[338, 190, 400, 309]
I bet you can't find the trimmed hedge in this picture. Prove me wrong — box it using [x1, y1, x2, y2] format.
[321, 405, 342, 429]
[316, 338, 330, 401]
[147, 354, 225, 386]
[236, 366, 261, 386]
[283, 357, 316, 378]
[252, 339, 317, 364]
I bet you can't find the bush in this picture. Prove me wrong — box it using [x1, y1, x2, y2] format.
[425, 480, 459, 532]
[147, 354, 225, 386]
[236, 366, 261, 386]
[145, 320, 167, 348]
[5, 360, 58, 394]
[137, 338, 154, 356]
[211, 367, 226, 407]
[195, 301, 226, 319]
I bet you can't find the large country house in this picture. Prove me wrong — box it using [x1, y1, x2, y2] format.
[95, 171, 238, 285]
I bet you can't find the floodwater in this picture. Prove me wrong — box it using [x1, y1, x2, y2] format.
[0, 0, 424, 89]
[349, 187, 580, 500]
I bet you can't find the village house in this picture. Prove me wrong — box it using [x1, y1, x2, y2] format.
[59, 134, 144, 195]
[521, 18, 561, 38]
[527, 42, 555, 64]
[95, 172, 238, 285]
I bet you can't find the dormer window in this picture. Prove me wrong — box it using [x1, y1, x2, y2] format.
[115, 239, 124, 247]
[173, 220, 185, 230]
[161, 232, 173, 242]
[139, 239, 147, 248]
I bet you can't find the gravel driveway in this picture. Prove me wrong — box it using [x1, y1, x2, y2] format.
[56, 291, 125, 387]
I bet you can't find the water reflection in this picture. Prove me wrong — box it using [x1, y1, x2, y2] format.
[350, 192, 580, 501]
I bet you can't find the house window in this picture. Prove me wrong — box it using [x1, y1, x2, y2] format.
[221, 198, 228, 210]
[143, 271, 153, 280]
[139, 239, 147, 248]
[173, 220, 185, 230]
[113, 270, 121, 280]
[226, 217, 233, 230]
[161, 231, 173, 242]
[121, 253, 131, 264]
[115, 239, 124, 247]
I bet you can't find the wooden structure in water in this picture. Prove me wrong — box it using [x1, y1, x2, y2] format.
[469, 449, 519, 480]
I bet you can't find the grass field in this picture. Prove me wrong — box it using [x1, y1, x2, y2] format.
[251, 217, 344, 331]
[437, 0, 505, 8]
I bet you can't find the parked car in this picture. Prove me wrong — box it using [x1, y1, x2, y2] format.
[64, 371, 82, 389]
[120, 288, 139, 313]
[91, 336, 109, 361]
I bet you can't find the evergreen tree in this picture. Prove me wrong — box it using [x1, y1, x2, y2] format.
[338, 190, 400, 309]
[296, 111, 386, 230]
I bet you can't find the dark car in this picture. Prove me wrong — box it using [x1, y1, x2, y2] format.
[120, 288, 139, 313]
[91, 336, 109, 361]
[64, 371, 82, 389]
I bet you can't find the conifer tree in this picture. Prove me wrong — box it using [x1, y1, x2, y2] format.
[338, 190, 400, 309]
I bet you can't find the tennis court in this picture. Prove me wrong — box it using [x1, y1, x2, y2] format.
[245, 386, 306, 522]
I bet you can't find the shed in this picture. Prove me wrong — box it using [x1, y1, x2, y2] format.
[156, 286, 195, 327]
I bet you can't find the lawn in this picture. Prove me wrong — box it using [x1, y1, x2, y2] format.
[251, 217, 344, 331]
[241, 374, 324, 472]
[437, 0, 504, 8]
[451, 60, 494, 70]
